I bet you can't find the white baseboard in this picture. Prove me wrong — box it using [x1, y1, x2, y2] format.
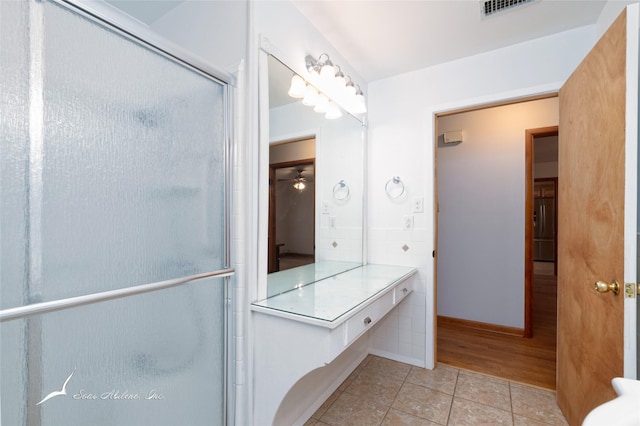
[368, 349, 426, 369]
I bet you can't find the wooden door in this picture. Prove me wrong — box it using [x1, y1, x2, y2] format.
[557, 8, 636, 425]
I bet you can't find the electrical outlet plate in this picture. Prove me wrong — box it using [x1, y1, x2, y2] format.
[403, 215, 414, 229]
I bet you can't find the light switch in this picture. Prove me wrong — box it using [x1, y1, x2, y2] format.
[413, 197, 424, 213]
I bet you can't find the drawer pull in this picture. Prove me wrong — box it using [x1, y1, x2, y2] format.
[363, 316, 372, 326]
[402, 288, 408, 294]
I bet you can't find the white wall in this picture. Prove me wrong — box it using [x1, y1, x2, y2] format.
[436, 98, 558, 329]
[367, 25, 597, 368]
[150, 1, 247, 74]
[596, 1, 639, 38]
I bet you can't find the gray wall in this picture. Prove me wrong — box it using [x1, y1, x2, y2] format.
[436, 97, 558, 328]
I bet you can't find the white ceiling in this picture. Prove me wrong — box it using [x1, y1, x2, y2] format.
[291, 0, 606, 82]
[105, 0, 608, 83]
[277, 0, 606, 107]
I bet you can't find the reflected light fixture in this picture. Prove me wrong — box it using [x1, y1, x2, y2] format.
[293, 180, 306, 191]
[314, 94, 330, 113]
[288, 75, 306, 98]
[302, 86, 319, 106]
[325, 102, 342, 120]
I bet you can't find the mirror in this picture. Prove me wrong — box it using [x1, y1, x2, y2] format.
[265, 54, 365, 298]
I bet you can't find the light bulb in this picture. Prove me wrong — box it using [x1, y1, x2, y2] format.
[353, 90, 366, 113]
[325, 102, 342, 119]
[302, 86, 319, 106]
[287, 75, 307, 98]
[345, 81, 357, 97]
[334, 70, 346, 88]
[320, 60, 335, 80]
[293, 181, 305, 190]
[314, 94, 330, 113]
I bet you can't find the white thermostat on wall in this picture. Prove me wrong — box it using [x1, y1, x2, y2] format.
[443, 130, 463, 144]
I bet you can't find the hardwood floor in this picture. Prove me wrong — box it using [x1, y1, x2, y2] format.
[437, 274, 557, 390]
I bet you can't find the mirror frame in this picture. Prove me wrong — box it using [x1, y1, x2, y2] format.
[256, 42, 367, 301]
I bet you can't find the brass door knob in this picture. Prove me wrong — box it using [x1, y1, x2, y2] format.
[594, 280, 620, 295]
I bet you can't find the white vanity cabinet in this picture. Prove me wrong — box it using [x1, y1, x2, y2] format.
[251, 264, 417, 425]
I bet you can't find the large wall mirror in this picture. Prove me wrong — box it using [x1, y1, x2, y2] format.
[263, 52, 365, 298]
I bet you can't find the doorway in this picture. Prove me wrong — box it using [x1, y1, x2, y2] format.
[268, 138, 316, 273]
[435, 97, 559, 389]
[525, 128, 559, 337]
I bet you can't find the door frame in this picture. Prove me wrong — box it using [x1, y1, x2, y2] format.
[524, 126, 558, 337]
[427, 86, 561, 369]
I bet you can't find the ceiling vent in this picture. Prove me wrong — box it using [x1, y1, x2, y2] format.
[481, 0, 536, 17]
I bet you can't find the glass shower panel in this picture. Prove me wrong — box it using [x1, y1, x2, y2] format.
[0, 3, 31, 423]
[3, 277, 226, 425]
[1, 0, 230, 424]
[37, 0, 226, 304]
[0, 0, 30, 311]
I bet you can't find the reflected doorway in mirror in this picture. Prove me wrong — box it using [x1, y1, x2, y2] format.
[269, 138, 316, 273]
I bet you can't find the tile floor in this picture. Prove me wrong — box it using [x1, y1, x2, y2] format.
[305, 355, 568, 426]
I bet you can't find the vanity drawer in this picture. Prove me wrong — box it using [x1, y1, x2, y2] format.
[393, 279, 413, 304]
[344, 300, 382, 345]
[343, 289, 396, 345]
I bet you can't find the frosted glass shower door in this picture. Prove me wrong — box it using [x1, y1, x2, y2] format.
[1, 0, 232, 425]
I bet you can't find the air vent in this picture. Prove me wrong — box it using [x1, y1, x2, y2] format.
[481, 0, 535, 17]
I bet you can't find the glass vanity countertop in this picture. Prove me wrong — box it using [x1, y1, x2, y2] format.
[253, 264, 417, 326]
[267, 260, 362, 298]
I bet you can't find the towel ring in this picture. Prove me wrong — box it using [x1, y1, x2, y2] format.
[333, 180, 350, 201]
[385, 176, 405, 199]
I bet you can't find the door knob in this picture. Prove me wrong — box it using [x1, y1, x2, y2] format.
[594, 280, 620, 295]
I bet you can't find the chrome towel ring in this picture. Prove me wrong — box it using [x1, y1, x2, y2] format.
[385, 176, 405, 199]
[333, 180, 350, 201]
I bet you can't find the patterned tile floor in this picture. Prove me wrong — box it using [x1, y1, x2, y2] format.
[305, 356, 569, 426]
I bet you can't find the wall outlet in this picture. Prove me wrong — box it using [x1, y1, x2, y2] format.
[413, 197, 424, 213]
[322, 201, 330, 214]
[403, 215, 414, 229]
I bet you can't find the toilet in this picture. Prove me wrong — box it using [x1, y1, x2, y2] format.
[582, 378, 640, 425]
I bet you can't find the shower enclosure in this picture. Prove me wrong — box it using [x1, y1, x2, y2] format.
[1, 0, 233, 424]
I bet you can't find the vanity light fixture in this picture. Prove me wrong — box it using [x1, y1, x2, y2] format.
[320, 58, 335, 80]
[334, 65, 346, 88]
[304, 53, 367, 115]
[344, 78, 357, 97]
[353, 86, 366, 114]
